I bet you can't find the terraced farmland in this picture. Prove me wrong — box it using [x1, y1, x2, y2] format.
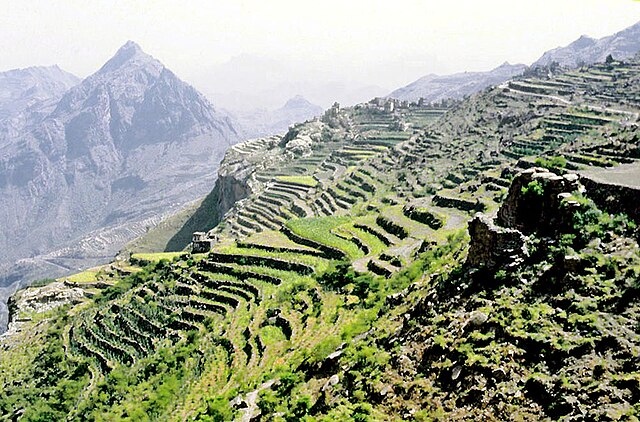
[2, 58, 640, 421]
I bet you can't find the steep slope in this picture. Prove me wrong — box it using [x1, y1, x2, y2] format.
[0, 65, 80, 121]
[533, 20, 640, 68]
[0, 41, 239, 301]
[0, 66, 80, 143]
[0, 58, 639, 420]
[388, 62, 526, 103]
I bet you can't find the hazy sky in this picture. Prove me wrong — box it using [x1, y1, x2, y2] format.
[1, 0, 639, 101]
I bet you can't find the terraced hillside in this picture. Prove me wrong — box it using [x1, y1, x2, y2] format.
[1, 58, 639, 421]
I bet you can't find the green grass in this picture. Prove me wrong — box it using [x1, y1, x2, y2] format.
[381, 205, 434, 238]
[63, 270, 100, 284]
[214, 244, 331, 273]
[286, 216, 365, 260]
[275, 175, 318, 187]
[243, 230, 318, 252]
[131, 252, 196, 262]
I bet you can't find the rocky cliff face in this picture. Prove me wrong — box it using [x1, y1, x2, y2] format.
[0, 41, 240, 325]
[467, 214, 528, 273]
[163, 142, 261, 251]
[496, 168, 582, 235]
[0, 65, 80, 121]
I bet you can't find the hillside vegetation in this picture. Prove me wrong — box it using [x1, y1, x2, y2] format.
[1, 57, 640, 421]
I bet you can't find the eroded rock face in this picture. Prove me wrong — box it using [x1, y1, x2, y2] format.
[497, 167, 581, 235]
[2, 282, 85, 340]
[467, 213, 528, 272]
[467, 167, 582, 272]
[285, 134, 313, 157]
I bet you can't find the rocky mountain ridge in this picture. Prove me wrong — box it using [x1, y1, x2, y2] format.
[0, 65, 80, 121]
[388, 62, 527, 103]
[0, 41, 240, 322]
[534, 20, 640, 68]
[390, 19, 640, 105]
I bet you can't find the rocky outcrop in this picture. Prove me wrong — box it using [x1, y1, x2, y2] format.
[2, 282, 85, 339]
[467, 214, 528, 272]
[166, 156, 256, 252]
[497, 168, 581, 235]
[468, 168, 582, 272]
[280, 121, 326, 158]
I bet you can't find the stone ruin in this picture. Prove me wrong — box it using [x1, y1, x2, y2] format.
[467, 167, 583, 272]
[192, 231, 215, 254]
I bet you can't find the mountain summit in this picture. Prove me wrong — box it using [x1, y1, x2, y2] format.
[96, 40, 160, 76]
[0, 41, 240, 296]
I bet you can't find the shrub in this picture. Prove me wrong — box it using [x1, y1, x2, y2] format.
[521, 180, 544, 197]
[535, 156, 567, 169]
[201, 396, 233, 422]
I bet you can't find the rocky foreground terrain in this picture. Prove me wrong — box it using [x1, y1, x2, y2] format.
[0, 52, 638, 420]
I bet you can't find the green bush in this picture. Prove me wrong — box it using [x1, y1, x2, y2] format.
[201, 396, 234, 421]
[521, 180, 544, 197]
[535, 156, 567, 169]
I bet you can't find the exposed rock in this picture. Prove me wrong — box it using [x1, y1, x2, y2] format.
[1, 282, 85, 340]
[389, 62, 527, 103]
[238, 378, 277, 422]
[285, 134, 313, 157]
[322, 374, 340, 392]
[0, 65, 79, 121]
[0, 41, 240, 315]
[497, 167, 581, 235]
[533, 21, 640, 68]
[465, 310, 489, 330]
[581, 173, 640, 223]
[467, 213, 528, 272]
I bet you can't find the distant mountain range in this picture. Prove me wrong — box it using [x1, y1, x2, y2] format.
[0, 41, 239, 294]
[388, 62, 527, 103]
[533, 21, 640, 68]
[0, 65, 80, 120]
[390, 20, 640, 103]
[232, 94, 324, 138]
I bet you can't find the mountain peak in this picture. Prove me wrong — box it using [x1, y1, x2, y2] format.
[570, 35, 596, 49]
[96, 40, 158, 75]
[121, 40, 142, 52]
[283, 95, 313, 108]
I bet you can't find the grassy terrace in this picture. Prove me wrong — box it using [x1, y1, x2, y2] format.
[5, 59, 640, 420]
[274, 175, 319, 187]
[285, 216, 364, 260]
